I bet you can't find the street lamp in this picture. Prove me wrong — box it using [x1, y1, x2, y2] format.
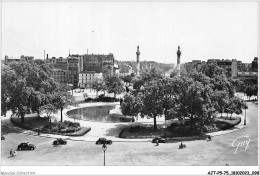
[244, 108, 247, 125]
[102, 144, 107, 166]
[165, 116, 167, 138]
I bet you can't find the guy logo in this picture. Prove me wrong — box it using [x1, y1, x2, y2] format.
[232, 136, 250, 154]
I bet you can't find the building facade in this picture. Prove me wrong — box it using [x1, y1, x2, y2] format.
[48, 57, 68, 70]
[81, 54, 103, 73]
[78, 71, 103, 88]
[184, 58, 258, 79]
[102, 53, 115, 75]
[46, 52, 115, 88]
[67, 56, 80, 88]
[52, 68, 68, 84]
[4, 55, 34, 65]
[78, 53, 115, 76]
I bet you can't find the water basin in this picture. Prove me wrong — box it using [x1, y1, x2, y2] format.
[66, 105, 134, 122]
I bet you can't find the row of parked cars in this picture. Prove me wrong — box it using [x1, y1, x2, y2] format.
[14, 138, 113, 151]
[13, 137, 166, 151]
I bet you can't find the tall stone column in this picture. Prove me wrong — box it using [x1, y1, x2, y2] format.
[136, 46, 140, 76]
[176, 46, 181, 76]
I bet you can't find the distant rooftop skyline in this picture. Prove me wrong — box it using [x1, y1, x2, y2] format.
[2, 2, 258, 64]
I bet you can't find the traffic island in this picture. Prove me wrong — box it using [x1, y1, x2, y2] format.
[119, 116, 241, 139]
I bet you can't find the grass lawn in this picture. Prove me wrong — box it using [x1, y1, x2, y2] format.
[11, 113, 49, 131]
[10, 113, 91, 136]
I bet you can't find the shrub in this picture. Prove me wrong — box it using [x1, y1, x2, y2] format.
[66, 127, 76, 133]
[97, 94, 119, 102]
[42, 120, 82, 133]
[51, 127, 59, 132]
[84, 98, 94, 102]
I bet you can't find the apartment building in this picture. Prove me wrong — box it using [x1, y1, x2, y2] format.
[78, 71, 103, 88]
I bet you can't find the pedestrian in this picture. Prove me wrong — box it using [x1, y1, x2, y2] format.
[156, 140, 159, 146]
[208, 135, 212, 141]
[13, 150, 17, 156]
[120, 98, 123, 106]
[10, 149, 13, 156]
[126, 86, 129, 93]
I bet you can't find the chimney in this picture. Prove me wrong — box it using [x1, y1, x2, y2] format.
[47, 54, 48, 59]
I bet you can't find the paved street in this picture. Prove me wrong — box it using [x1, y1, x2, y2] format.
[1, 101, 257, 166]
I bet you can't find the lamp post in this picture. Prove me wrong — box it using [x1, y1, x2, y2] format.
[244, 108, 247, 125]
[60, 96, 66, 122]
[102, 144, 107, 166]
[165, 116, 167, 138]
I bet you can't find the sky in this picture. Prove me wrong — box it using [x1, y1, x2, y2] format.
[1, 1, 258, 64]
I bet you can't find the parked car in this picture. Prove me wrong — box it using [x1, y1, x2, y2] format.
[1, 135, 5, 140]
[53, 138, 67, 145]
[17, 142, 36, 150]
[96, 138, 112, 145]
[152, 137, 166, 143]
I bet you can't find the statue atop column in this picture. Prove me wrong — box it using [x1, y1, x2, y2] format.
[176, 46, 181, 76]
[136, 46, 140, 76]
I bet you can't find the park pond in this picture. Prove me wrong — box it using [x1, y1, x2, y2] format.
[66, 105, 134, 122]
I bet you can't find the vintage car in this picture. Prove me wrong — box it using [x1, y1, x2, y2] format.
[53, 138, 67, 145]
[151, 137, 166, 143]
[96, 138, 112, 145]
[17, 142, 36, 150]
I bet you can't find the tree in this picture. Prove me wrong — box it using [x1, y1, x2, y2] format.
[132, 68, 163, 91]
[211, 74, 234, 98]
[170, 69, 178, 78]
[159, 78, 178, 120]
[225, 67, 232, 78]
[39, 104, 57, 124]
[92, 80, 106, 98]
[123, 67, 236, 134]
[120, 75, 133, 84]
[105, 75, 125, 98]
[121, 94, 142, 117]
[244, 85, 254, 100]
[1, 65, 16, 116]
[170, 74, 218, 134]
[1, 61, 57, 123]
[52, 84, 76, 122]
[226, 97, 248, 119]
[212, 90, 229, 117]
[199, 63, 225, 78]
[252, 84, 258, 100]
[136, 80, 165, 130]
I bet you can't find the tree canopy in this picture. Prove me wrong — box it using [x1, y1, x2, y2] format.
[105, 75, 125, 98]
[121, 64, 246, 134]
[1, 60, 75, 123]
